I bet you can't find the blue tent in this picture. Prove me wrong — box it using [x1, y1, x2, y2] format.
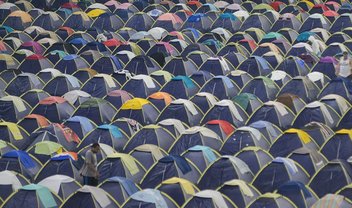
[198, 155, 254, 190]
[169, 126, 223, 155]
[97, 153, 146, 183]
[237, 56, 273, 77]
[140, 155, 200, 188]
[252, 157, 309, 193]
[220, 127, 270, 155]
[78, 124, 128, 152]
[157, 99, 203, 126]
[309, 160, 352, 198]
[200, 76, 239, 100]
[123, 125, 175, 153]
[320, 129, 352, 161]
[0, 150, 41, 180]
[2, 184, 62, 208]
[277, 181, 318, 208]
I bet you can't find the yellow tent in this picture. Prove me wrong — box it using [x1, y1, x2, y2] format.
[87, 9, 106, 18]
[121, 98, 150, 110]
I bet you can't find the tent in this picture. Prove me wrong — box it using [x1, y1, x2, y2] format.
[271, 13, 302, 32]
[111, 117, 143, 137]
[43, 74, 81, 96]
[288, 147, 327, 177]
[319, 77, 352, 101]
[156, 177, 199, 206]
[55, 54, 90, 74]
[299, 14, 331, 32]
[338, 184, 352, 202]
[269, 128, 319, 157]
[241, 76, 280, 102]
[226, 70, 253, 89]
[150, 70, 173, 86]
[147, 92, 173, 111]
[292, 101, 340, 129]
[97, 153, 146, 183]
[103, 90, 132, 110]
[198, 155, 253, 190]
[249, 120, 282, 143]
[2, 184, 62, 208]
[38, 175, 81, 200]
[91, 12, 124, 31]
[203, 119, 234, 141]
[73, 98, 116, 125]
[201, 99, 248, 127]
[140, 155, 200, 188]
[31, 97, 75, 123]
[320, 129, 352, 160]
[0, 96, 31, 122]
[248, 101, 296, 130]
[0, 54, 19, 71]
[61, 185, 119, 208]
[161, 76, 200, 99]
[0, 150, 42, 180]
[181, 145, 219, 172]
[276, 56, 310, 77]
[235, 147, 273, 175]
[311, 194, 352, 208]
[158, 118, 188, 138]
[182, 13, 213, 33]
[97, 177, 141, 206]
[220, 127, 270, 155]
[115, 98, 159, 125]
[277, 181, 318, 208]
[309, 160, 352, 198]
[183, 190, 237, 208]
[121, 75, 160, 98]
[32, 11, 63, 31]
[237, 56, 273, 77]
[123, 125, 175, 153]
[169, 126, 223, 155]
[163, 56, 198, 76]
[247, 193, 296, 208]
[330, 13, 352, 33]
[240, 13, 272, 33]
[81, 74, 120, 98]
[125, 12, 154, 31]
[77, 124, 128, 152]
[63, 11, 92, 31]
[200, 76, 239, 100]
[34, 152, 83, 183]
[278, 76, 320, 103]
[3, 11, 33, 31]
[320, 94, 350, 116]
[129, 144, 167, 170]
[153, 13, 183, 32]
[199, 57, 233, 76]
[276, 93, 306, 114]
[211, 13, 241, 33]
[122, 189, 178, 208]
[252, 157, 309, 193]
[20, 90, 49, 108]
[5, 73, 43, 97]
[0, 170, 29, 202]
[63, 90, 91, 107]
[157, 99, 203, 126]
[217, 179, 260, 208]
[123, 55, 159, 75]
[311, 56, 338, 79]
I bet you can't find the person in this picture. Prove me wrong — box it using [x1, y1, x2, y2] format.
[80, 143, 100, 186]
[336, 51, 352, 79]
